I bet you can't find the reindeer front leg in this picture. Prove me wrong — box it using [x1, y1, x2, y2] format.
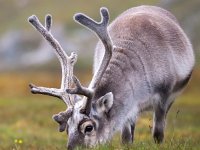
[121, 122, 135, 144]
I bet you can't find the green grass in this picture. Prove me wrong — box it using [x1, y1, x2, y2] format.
[0, 69, 200, 150]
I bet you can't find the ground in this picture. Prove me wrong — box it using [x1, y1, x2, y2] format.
[0, 68, 199, 150]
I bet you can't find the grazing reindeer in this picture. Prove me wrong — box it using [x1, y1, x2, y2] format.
[28, 5, 195, 150]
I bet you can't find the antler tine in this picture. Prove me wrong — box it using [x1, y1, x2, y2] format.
[66, 76, 94, 115]
[28, 15, 77, 107]
[66, 76, 94, 99]
[74, 7, 112, 89]
[74, 8, 110, 47]
[52, 108, 73, 132]
[29, 83, 61, 99]
[45, 14, 52, 31]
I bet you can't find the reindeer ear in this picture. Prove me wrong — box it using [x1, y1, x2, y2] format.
[96, 92, 113, 113]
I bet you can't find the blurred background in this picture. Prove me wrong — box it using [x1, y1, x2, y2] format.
[0, 0, 200, 149]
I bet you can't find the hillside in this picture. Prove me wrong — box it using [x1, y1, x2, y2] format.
[0, 0, 200, 72]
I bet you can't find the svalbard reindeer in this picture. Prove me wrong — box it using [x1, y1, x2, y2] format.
[28, 5, 195, 150]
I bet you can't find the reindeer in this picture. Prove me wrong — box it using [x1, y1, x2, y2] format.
[28, 5, 195, 150]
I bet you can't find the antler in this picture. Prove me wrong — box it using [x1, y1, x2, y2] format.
[28, 14, 77, 131]
[67, 7, 113, 115]
[66, 76, 94, 115]
[66, 76, 93, 99]
[74, 7, 113, 89]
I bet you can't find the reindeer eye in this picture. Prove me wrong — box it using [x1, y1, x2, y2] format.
[80, 120, 95, 134]
[84, 125, 93, 133]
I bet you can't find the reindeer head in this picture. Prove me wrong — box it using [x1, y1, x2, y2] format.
[65, 79, 114, 149]
[28, 7, 114, 150]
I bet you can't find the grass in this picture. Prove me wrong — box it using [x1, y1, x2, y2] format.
[0, 68, 200, 150]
